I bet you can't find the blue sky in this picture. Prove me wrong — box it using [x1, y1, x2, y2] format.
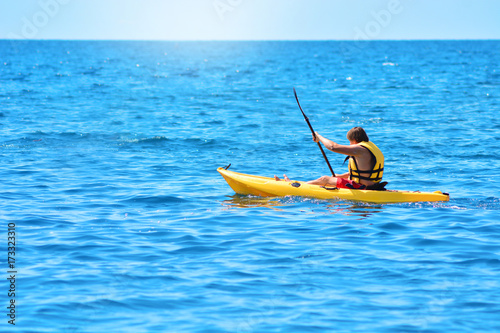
[2, 0, 499, 40]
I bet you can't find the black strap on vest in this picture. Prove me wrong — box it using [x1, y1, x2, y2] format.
[346, 148, 384, 182]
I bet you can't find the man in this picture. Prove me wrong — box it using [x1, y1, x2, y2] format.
[275, 127, 385, 190]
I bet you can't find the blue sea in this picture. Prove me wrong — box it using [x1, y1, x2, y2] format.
[1, 40, 500, 332]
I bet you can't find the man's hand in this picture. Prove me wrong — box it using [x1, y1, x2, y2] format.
[313, 131, 321, 143]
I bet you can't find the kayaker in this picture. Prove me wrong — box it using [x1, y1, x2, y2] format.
[275, 126, 385, 190]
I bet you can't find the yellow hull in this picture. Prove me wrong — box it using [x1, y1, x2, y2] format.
[218, 167, 450, 204]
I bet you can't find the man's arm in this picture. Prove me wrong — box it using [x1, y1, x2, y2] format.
[313, 132, 366, 156]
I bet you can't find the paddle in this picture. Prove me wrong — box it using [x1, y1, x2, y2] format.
[293, 87, 335, 177]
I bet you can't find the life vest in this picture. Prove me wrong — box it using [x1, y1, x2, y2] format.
[348, 141, 384, 183]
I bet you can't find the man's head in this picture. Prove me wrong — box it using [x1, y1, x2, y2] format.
[347, 127, 369, 144]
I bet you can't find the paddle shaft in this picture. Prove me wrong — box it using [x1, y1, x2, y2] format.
[293, 88, 336, 177]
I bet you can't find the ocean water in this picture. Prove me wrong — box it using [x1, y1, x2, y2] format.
[1, 40, 499, 332]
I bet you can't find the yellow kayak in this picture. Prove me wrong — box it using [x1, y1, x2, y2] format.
[218, 167, 450, 204]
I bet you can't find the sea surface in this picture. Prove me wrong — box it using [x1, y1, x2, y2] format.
[1, 40, 499, 332]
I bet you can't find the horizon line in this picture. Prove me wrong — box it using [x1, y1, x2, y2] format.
[2, 38, 499, 42]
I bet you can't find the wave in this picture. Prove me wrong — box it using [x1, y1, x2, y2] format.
[121, 195, 188, 205]
[118, 135, 171, 144]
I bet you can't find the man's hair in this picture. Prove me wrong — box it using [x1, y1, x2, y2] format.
[347, 127, 369, 143]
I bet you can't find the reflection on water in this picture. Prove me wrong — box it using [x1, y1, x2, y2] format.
[222, 195, 285, 210]
[222, 194, 385, 219]
[327, 202, 385, 219]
